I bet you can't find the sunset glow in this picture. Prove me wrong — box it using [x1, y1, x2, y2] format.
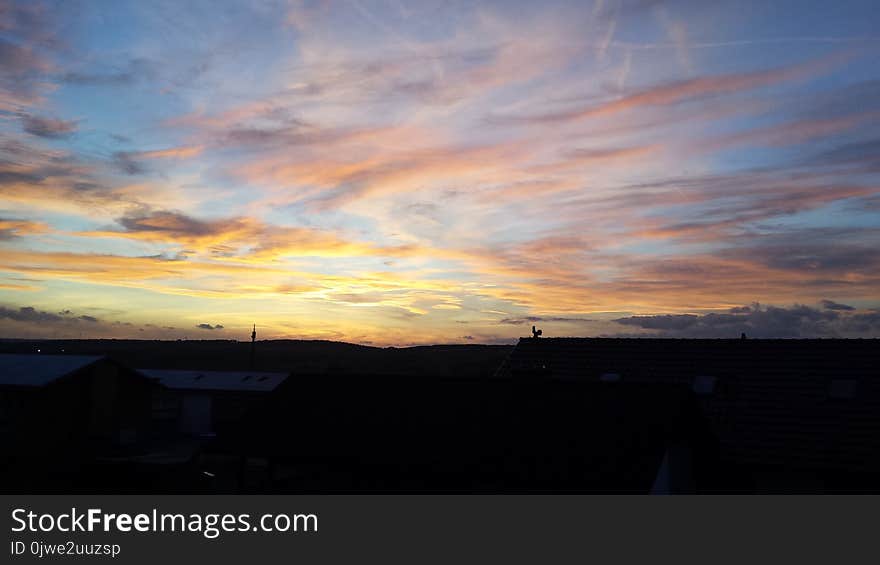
[1, 0, 878, 343]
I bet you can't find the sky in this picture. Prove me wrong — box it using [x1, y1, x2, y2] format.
[0, 0, 879, 344]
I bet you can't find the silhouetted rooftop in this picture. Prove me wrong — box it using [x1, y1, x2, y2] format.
[140, 369, 288, 392]
[0, 354, 105, 387]
[498, 338, 880, 473]
[497, 337, 879, 380]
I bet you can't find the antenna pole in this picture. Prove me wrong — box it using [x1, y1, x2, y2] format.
[249, 324, 256, 369]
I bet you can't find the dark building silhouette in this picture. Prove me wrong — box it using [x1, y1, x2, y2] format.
[229, 375, 719, 493]
[0, 354, 161, 490]
[0, 354, 288, 492]
[140, 369, 288, 437]
[496, 337, 880, 492]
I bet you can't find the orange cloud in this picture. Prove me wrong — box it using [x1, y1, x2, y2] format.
[236, 139, 531, 209]
[135, 145, 204, 160]
[75, 210, 430, 262]
[0, 218, 50, 238]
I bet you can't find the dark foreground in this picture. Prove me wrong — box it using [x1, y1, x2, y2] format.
[1, 338, 878, 494]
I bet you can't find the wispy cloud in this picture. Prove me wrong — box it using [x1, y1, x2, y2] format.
[0, 0, 878, 343]
[493, 55, 843, 125]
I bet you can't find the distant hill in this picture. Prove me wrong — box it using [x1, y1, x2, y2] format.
[0, 339, 513, 378]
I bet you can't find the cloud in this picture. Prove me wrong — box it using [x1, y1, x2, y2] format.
[495, 55, 839, 125]
[0, 246, 292, 298]
[0, 0, 64, 50]
[60, 71, 133, 86]
[0, 242, 470, 323]
[0, 218, 48, 240]
[112, 146, 203, 175]
[59, 58, 156, 87]
[20, 114, 78, 138]
[720, 229, 880, 274]
[232, 133, 529, 210]
[612, 303, 880, 338]
[0, 2, 877, 344]
[111, 152, 144, 175]
[499, 315, 595, 325]
[0, 0, 61, 112]
[135, 146, 204, 160]
[117, 210, 216, 236]
[0, 302, 197, 339]
[0, 305, 101, 324]
[813, 138, 880, 171]
[654, 6, 692, 74]
[0, 305, 63, 322]
[169, 31, 578, 138]
[527, 144, 660, 174]
[561, 165, 880, 245]
[0, 37, 51, 90]
[698, 113, 874, 153]
[195, 323, 224, 330]
[326, 292, 386, 305]
[0, 138, 154, 218]
[80, 209, 427, 262]
[614, 313, 699, 330]
[820, 299, 855, 311]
